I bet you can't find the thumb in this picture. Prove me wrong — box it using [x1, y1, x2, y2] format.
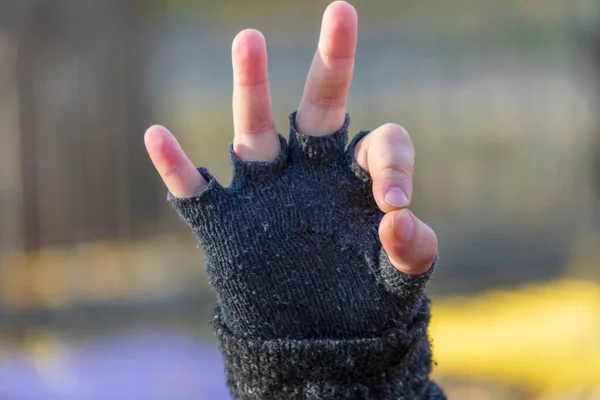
[379, 209, 438, 275]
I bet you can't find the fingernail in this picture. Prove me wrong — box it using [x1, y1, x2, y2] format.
[384, 187, 409, 207]
[394, 210, 415, 243]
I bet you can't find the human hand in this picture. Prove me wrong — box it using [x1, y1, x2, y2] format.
[144, 4, 445, 396]
[145, 1, 437, 278]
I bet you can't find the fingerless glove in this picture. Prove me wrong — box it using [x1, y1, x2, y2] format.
[168, 112, 445, 399]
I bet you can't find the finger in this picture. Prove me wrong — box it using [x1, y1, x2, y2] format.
[232, 29, 280, 161]
[144, 125, 208, 198]
[354, 123, 414, 213]
[379, 209, 438, 276]
[295, 1, 357, 135]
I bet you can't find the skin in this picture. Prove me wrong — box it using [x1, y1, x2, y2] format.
[144, 1, 438, 276]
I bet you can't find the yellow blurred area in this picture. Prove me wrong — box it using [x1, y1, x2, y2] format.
[2, 238, 599, 394]
[0, 236, 204, 312]
[431, 280, 600, 391]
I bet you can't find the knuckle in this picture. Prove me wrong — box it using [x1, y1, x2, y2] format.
[162, 159, 187, 180]
[239, 123, 276, 137]
[363, 123, 416, 179]
[306, 96, 346, 113]
[378, 166, 412, 186]
[377, 149, 414, 179]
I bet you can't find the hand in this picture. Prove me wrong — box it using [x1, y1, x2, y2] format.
[144, 1, 437, 276]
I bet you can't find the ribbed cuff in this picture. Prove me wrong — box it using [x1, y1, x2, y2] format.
[213, 308, 442, 399]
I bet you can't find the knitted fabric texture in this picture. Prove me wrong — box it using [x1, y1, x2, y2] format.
[168, 112, 445, 399]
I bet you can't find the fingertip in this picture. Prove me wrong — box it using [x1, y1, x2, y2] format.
[232, 29, 268, 87]
[232, 28, 266, 50]
[143, 125, 207, 198]
[320, 1, 358, 58]
[324, 1, 358, 26]
[379, 210, 438, 276]
[144, 125, 171, 150]
[383, 188, 410, 209]
[372, 173, 413, 214]
[144, 125, 176, 163]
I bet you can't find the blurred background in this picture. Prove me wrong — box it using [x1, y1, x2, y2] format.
[0, 0, 599, 398]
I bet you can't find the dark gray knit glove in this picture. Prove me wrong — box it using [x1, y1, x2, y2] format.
[169, 112, 444, 399]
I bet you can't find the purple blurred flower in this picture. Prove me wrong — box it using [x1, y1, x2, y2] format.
[0, 330, 230, 400]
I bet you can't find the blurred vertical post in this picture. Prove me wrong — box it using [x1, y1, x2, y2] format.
[7, 0, 160, 252]
[14, 1, 41, 252]
[0, 0, 163, 312]
[592, 26, 600, 227]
